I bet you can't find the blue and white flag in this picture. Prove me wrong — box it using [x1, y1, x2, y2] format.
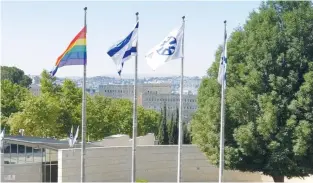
[0, 128, 5, 151]
[68, 125, 73, 147]
[68, 125, 79, 148]
[107, 22, 139, 76]
[217, 29, 227, 88]
[73, 126, 79, 146]
[145, 24, 184, 71]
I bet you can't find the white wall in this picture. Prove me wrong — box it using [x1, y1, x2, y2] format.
[1, 162, 42, 182]
[92, 133, 156, 147]
[1, 153, 3, 182]
[58, 145, 270, 182]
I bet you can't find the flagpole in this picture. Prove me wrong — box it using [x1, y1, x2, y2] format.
[218, 20, 227, 183]
[177, 15, 185, 183]
[81, 6, 87, 183]
[131, 12, 139, 183]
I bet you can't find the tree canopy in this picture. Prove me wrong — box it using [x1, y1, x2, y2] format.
[191, 1, 313, 182]
[4, 69, 160, 140]
[1, 66, 32, 88]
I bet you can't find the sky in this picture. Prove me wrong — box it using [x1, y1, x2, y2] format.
[1, 0, 262, 78]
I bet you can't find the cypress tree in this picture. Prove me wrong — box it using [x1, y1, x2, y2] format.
[174, 107, 179, 144]
[183, 124, 191, 144]
[168, 113, 174, 144]
[158, 103, 169, 145]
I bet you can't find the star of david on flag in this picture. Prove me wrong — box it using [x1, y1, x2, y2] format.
[107, 22, 138, 76]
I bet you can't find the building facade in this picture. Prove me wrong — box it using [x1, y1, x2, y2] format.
[139, 92, 197, 123]
[29, 84, 40, 96]
[98, 83, 172, 101]
[98, 83, 197, 123]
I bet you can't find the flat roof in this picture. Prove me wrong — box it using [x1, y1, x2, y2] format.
[3, 135, 100, 150]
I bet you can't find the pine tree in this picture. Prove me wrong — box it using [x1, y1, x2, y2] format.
[157, 108, 163, 142]
[168, 113, 174, 144]
[174, 107, 179, 144]
[183, 124, 191, 144]
[158, 103, 169, 145]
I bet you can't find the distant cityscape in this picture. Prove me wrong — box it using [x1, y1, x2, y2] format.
[29, 75, 202, 123]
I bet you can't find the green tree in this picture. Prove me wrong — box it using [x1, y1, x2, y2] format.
[40, 70, 61, 95]
[168, 113, 174, 144]
[169, 108, 179, 145]
[1, 66, 32, 88]
[183, 123, 191, 144]
[86, 95, 112, 140]
[1, 80, 30, 118]
[57, 79, 82, 137]
[158, 103, 169, 145]
[191, 1, 313, 182]
[8, 94, 61, 137]
[138, 107, 160, 137]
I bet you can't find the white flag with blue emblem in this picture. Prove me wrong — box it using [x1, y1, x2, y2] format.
[107, 22, 138, 76]
[217, 29, 227, 88]
[145, 24, 184, 71]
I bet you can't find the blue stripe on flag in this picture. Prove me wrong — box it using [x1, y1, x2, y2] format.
[118, 62, 125, 76]
[123, 47, 137, 59]
[107, 22, 139, 57]
[107, 33, 133, 57]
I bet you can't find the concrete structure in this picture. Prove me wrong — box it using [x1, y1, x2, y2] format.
[57, 145, 313, 182]
[30, 76, 40, 85]
[99, 83, 197, 123]
[1, 135, 99, 182]
[139, 92, 197, 123]
[92, 133, 157, 147]
[29, 84, 40, 96]
[98, 83, 172, 101]
[2, 134, 313, 182]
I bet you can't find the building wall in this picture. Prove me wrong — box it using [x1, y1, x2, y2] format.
[29, 84, 40, 96]
[1, 153, 3, 182]
[58, 145, 270, 182]
[98, 83, 172, 101]
[92, 133, 156, 147]
[140, 93, 197, 123]
[1, 157, 42, 182]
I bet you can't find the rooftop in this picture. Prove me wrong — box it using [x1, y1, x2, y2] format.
[3, 135, 100, 150]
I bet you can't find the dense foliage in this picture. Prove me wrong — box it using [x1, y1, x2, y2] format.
[1, 66, 32, 88]
[191, 1, 313, 182]
[2, 68, 160, 140]
[158, 105, 191, 145]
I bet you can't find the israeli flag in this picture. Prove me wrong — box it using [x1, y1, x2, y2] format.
[217, 29, 227, 89]
[107, 22, 138, 76]
[68, 126, 73, 147]
[68, 125, 79, 148]
[145, 24, 184, 71]
[73, 126, 79, 146]
[0, 128, 5, 151]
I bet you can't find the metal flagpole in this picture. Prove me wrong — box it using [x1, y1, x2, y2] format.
[177, 15, 185, 183]
[218, 20, 227, 183]
[81, 6, 87, 183]
[131, 12, 139, 183]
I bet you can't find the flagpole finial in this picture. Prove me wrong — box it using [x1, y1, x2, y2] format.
[136, 12, 139, 16]
[182, 16, 185, 20]
[224, 20, 227, 24]
[84, 7, 87, 11]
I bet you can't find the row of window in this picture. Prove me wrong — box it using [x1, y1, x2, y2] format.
[146, 98, 196, 102]
[148, 106, 197, 110]
[103, 90, 133, 93]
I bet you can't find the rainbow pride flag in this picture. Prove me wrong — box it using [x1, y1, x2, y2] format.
[50, 26, 87, 76]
